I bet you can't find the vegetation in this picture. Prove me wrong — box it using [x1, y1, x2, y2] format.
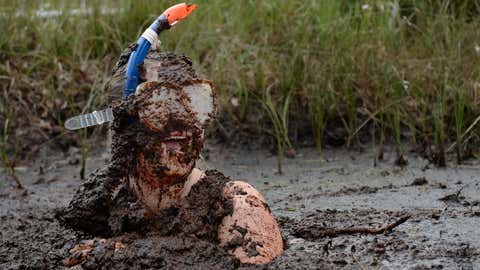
[1, 0, 480, 173]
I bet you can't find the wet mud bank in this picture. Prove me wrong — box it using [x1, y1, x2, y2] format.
[2, 145, 480, 269]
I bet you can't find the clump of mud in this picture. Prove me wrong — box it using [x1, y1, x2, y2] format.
[58, 96, 139, 236]
[151, 170, 234, 239]
[60, 170, 239, 269]
[59, 98, 141, 234]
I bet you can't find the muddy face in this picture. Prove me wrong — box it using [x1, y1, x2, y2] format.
[130, 80, 215, 212]
[135, 81, 207, 183]
[136, 130, 201, 187]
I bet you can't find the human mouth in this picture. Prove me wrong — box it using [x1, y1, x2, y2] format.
[163, 131, 189, 152]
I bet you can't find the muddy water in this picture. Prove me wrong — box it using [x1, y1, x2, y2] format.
[1, 144, 480, 269]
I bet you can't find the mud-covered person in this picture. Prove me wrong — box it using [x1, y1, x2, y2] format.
[58, 48, 283, 266]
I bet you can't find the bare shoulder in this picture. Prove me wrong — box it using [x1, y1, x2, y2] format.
[219, 180, 283, 264]
[222, 181, 266, 202]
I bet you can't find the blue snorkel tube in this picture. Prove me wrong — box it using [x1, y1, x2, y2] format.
[124, 3, 197, 98]
[123, 15, 169, 97]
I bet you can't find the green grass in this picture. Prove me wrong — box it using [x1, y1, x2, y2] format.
[1, 0, 480, 169]
[0, 109, 22, 188]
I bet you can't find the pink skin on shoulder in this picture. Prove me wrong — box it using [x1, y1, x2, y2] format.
[186, 171, 284, 265]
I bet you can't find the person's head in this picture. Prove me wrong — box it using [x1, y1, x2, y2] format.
[134, 79, 215, 185]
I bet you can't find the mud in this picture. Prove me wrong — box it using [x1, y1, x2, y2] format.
[156, 170, 233, 240]
[213, 145, 480, 269]
[107, 45, 199, 103]
[66, 234, 238, 270]
[57, 96, 137, 236]
[2, 156, 239, 270]
[61, 170, 237, 270]
[2, 145, 480, 269]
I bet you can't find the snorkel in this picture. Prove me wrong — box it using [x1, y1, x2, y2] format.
[63, 3, 199, 131]
[123, 3, 197, 97]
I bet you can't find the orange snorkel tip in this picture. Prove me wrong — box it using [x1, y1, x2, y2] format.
[162, 3, 198, 26]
